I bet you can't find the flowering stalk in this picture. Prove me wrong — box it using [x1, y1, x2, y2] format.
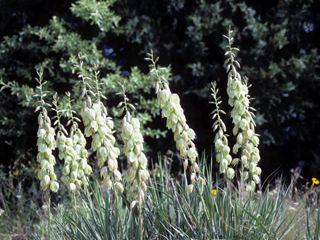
[79, 64, 123, 192]
[119, 85, 149, 207]
[224, 28, 261, 191]
[35, 70, 59, 192]
[121, 112, 149, 207]
[211, 82, 235, 180]
[36, 111, 59, 192]
[57, 131, 77, 191]
[56, 128, 92, 192]
[54, 93, 92, 192]
[147, 52, 199, 192]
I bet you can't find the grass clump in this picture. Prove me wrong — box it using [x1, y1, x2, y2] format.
[32, 162, 320, 240]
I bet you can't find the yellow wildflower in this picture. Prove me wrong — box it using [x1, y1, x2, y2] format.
[312, 177, 320, 185]
[211, 188, 217, 197]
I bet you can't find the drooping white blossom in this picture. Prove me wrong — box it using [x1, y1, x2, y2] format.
[121, 112, 149, 206]
[57, 128, 92, 192]
[73, 129, 92, 186]
[81, 100, 123, 192]
[157, 83, 199, 192]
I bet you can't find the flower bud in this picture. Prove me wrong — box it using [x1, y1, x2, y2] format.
[255, 167, 262, 175]
[241, 155, 248, 165]
[183, 160, 188, 170]
[231, 158, 240, 166]
[69, 183, 76, 192]
[186, 184, 194, 193]
[252, 174, 260, 184]
[50, 181, 59, 192]
[139, 169, 149, 181]
[246, 181, 256, 192]
[113, 170, 122, 181]
[243, 171, 249, 180]
[215, 139, 223, 150]
[130, 200, 138, 209]
[192, 162, 200, 172]
[233, 144, 239, 154]
[252, 135, 259, 146]
[103, 177, 112, 191]
[44, 175, 50, 185]
[226, 168, 235, 179]
[114, 182, 124, 193]
[236, 133, 243, 145]
[232, 126, 239, 136]
[108, 159, 117, 171]
[190, 172, 196, 182]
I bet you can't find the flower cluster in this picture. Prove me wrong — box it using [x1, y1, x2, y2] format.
[211, 83, 235, 180]
[36, 112, 59, 192]
[157, 83, 199, 192]
[121, 112, 149, 206]
[57, 128, 92, 192]
[73, 129, 92, 186]
[57, 132, 78, 191]
[224, 29, 261, 191]
[215, 131, 235, 179]
[81, 100, 123, 192]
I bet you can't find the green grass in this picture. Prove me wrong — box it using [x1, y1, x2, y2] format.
[25, 162, 320, 240]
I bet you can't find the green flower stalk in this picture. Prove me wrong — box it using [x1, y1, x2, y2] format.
[147, 52, 199, 192]
[224, 28, 261, 191]
[121, 112, 149, 207]
[36, 111, 59, 192]
[211, 82, 235, 180]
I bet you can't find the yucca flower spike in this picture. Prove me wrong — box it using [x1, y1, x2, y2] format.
[121, 111, 149, 206]
[36, 111, 59, 192]
[146, 52, 200, 192]
[211, 82, 235, 180]
[81, 98, 123, 192]
[224, 27, 261, 191]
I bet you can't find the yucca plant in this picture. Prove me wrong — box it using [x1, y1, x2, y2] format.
[29, 27, 320, 240]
